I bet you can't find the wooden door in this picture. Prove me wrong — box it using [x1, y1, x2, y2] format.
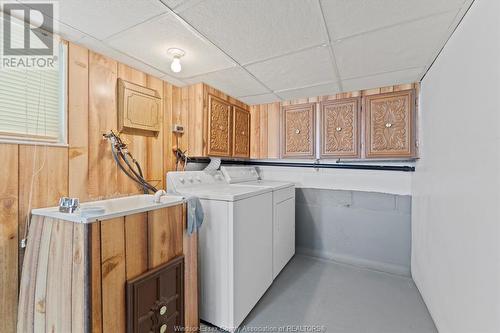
[281, 103, 316, 158]
[320, 98, 360, 158]
[126, 256, 184, 333]
[364, 90, 416, 158]
[232, 106, 250, 158]
[207, 94, 232, 157]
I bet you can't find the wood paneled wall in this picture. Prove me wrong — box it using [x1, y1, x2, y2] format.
[250, 102, 280, 159]
[250, 83, 418, 159]
[0, 42, 183, 332]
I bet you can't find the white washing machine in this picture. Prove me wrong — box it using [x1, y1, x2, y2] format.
[221, 166, 296, 279]
[166, 170, 273, 331]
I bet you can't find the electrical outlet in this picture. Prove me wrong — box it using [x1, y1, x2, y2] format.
[172, 124, 184, 133]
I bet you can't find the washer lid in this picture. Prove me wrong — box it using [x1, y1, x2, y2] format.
[175, 184, 272, 201]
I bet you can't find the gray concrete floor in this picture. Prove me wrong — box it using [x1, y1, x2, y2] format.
[202, 255, 437, 333]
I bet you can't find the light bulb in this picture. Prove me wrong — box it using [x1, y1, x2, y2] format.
[171, 56, 182, 73]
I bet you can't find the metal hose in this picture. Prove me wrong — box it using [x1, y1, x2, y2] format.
[105, 131, 158, 194]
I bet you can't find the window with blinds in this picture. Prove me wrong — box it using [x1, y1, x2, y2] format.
[0, 15, 66, 143]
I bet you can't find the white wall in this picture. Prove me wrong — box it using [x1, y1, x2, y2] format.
[258, 166, 412, 195]
[412, 0, 500, 332]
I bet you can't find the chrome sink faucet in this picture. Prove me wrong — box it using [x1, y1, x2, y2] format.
[59, 197, 80, 213]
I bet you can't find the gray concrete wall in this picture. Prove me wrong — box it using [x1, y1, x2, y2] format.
[296, 188, 411, 276]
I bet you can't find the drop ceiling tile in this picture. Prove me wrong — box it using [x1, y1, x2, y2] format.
[276, 82, 341, 101]
[245, 46, 337, 91]
[19, 0, 168, 40]
[78, 36, 167, 78]
[321, 0, 465, 40]
[239, 93, 281, 106]
[12, 1, 86, 41]
[107, 12, 235, 78]
[334, 11, 458, 79]
[56, 21, 86, 42]
[184, 67, 269, 97]
[179, 0, 328, 64]
[159, 0, 187, 9]
[341, 67, 423, 92]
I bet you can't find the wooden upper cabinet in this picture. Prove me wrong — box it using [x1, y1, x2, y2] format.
[320, 98, 360, 158]
[364, 90, 416, 158]
[208, 94, 232, 157]
[232, 106, 250, 158]
[117, 79, 161, 134]
[281, 103, 316, 159]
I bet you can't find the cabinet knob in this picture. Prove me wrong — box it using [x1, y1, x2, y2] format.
[219, 125, 224, 130]
[159, 305, 167, 316]
[241, 131, 245, 135]
[295, 129, 300, 134]
[385, 123, 393, 128]
[160, 324, 167, 333]
[336, 127, 342, 132]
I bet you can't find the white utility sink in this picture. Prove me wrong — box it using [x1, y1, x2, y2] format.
[31, 194, 185, 223]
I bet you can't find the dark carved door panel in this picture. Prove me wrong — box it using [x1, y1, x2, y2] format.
[127, 256, 184, 333]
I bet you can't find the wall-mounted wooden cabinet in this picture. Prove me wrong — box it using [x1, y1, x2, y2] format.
[320, 98, 361, 158]
[248, 83, 418, 161]
[364, 90, 416, 158]
[117, 78, 161, 134]
[281, 103, 316, 159]
[180, 83, 250, 158]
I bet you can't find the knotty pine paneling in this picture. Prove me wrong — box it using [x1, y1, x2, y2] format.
[250, 102, 280, 159]
[148, 205, 183, 269]
[0, 144, 18, 333]
[18, 145, 69, 270]
[100, 217, 127, 333]
[250, 105, 260, 159]
[146, 76, 165, 188]
[88, 51, 119, 199]
[68, 43, 89, 201]
[124, 213, 149, 279]
[185, 83, 205, 157]
[0, 40, 186, 331]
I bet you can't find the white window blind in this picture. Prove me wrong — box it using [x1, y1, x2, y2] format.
[0, 15, 66, 143]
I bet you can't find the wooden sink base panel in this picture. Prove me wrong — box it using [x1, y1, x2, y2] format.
[17, 204, 199, 333]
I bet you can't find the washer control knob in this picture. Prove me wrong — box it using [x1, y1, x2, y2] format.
[179, 177, 185, 184]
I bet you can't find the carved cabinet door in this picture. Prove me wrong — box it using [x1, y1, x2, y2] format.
[320, 98, 360, 158]
[364, 90, 416, 158]
[232, 106, 250, 158]
[281, 103, 316, 158]
[208, 94, 232, 157]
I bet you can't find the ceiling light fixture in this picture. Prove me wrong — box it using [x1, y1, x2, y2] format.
[167, 48, 185, 73]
